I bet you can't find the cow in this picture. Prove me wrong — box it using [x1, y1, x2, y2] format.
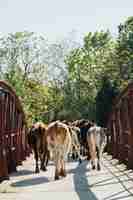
[87, 126, 107, 171]
[46, 121, 71, 180]
[72, 119, 95, 159]
[68, 126, 82, 163]
[27, 122, 49, 173]
[61, 120, 82, 163]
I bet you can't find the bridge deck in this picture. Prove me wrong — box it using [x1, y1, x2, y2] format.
[0, 153, 133, 200]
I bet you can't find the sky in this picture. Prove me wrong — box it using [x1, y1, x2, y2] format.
[0, 0, 133, 42]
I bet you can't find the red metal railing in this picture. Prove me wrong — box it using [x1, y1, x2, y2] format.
[107, 82, 133, 169]
[0, 81, 30, 182]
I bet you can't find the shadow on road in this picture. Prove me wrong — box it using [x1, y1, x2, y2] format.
[72, 161, 98, 200]
[11, 169, 34, 177]
[71, 157, 133, 200]
[102, 156, 133, 200]
[11, 176, 49, 187]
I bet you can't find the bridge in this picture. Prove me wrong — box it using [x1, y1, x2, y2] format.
[0, 154, 133, 200]
[0, 81, 133, 200]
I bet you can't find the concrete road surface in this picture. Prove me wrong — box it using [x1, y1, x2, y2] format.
[0, 153, 133, 200]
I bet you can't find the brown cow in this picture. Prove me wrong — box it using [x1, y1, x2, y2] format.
[28, 122, 49, 173]
[46, 121, 71, 180]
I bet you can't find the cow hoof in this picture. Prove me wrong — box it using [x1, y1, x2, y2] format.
[55, 176, 60, 180]
[35, 169, 40, 173]
[92, 165, 96, 170]
[79, 159, 82, 165]
[41, 166, 47, 171]
[60, 170, 66, 177]
[97, 165, 101, 171]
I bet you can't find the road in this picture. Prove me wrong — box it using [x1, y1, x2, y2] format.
[0, 153, 133, 200]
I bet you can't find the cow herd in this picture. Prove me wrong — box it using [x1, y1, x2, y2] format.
[27, 119, 107, 180]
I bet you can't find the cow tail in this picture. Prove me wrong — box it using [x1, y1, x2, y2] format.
[27, 133, 32, 147]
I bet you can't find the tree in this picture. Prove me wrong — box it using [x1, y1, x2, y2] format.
[0, 31, 81, 124]
[64, 31, 117, 120]
[116, 16, 133, 83]
[0, 32, 48, 82]
[95, 76, 119, 126]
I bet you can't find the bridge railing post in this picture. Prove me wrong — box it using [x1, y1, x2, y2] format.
[127, 94, 133, 169]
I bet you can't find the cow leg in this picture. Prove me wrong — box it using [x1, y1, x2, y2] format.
[87, 145, 91, 161]
[46, 151, 50, 166]
[90, 142, 96, 170]
[34, 148, 39, 173]
[87, 152, 91, 161]
[97, 147, 101, 171]
[88, 134, 96, 170]
[40, 152, 47, 171]
[79, 157, 82, 164]
[54, 154, 60, 180]
[60, 159, 66, 177]
[97, 145, 104, 171]
[44, 151, 50, 168]
[78, 151, 82, 164]
[40, 149, 50, 171]
[72, 152, 76, 160]
[80, 145, 83, 156]
[90, 160, 95, 170]
[55, 162, 60, 180]
[76, 146, 82, 164]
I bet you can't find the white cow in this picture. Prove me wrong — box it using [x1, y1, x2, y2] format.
[68, 126, 82, 163]
[87, 126, 107, 170]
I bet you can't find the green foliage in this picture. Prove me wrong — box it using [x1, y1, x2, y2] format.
[96, 77, 119, 126]
[64, 30, 116, 121]
[23, 79, 50, 125]
[1, 17, 133, 126]
[116, 16, 133, 82]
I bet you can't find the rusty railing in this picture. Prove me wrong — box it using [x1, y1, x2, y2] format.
[0, 81, 30, 182]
